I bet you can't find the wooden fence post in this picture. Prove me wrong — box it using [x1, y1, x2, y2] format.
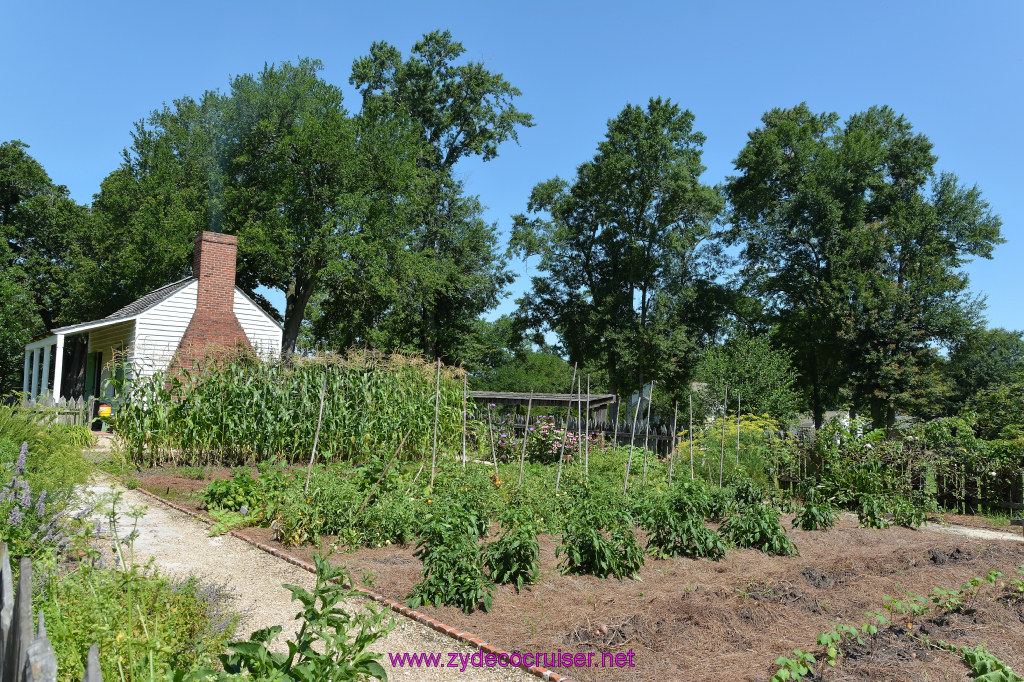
[0, 544, 100, 681]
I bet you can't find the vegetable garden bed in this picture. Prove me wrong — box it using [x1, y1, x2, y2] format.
[130, 465, 1024, 682]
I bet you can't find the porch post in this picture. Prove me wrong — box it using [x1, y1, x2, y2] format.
[23, 350, 30, 395]
[41, 343, 52, 398]
[52, 334, 65, 400]
[30, 348, 39, 399]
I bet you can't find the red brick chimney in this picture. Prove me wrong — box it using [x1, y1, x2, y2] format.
[171, 231, 251, 373]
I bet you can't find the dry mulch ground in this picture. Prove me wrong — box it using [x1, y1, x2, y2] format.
[134, 467, 1024, 682]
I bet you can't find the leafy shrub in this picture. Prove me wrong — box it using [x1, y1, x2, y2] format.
[890, 493, 932, 528]
[485, 504, 540, 590]
[0, 406, 90, 509]
[409, 532, 494, 613]
[356, 490, 420, 548]
[45, 566, 238, 682]
[628, 486, 665, 531]
[557, 507, 644, 579]
[308, 464, 361, 536]
[855, 493, 890, 529]
[792, 487, 839, 531]
[706, 486, 737, 522]
[222, 553, 393, 681]
[646, 503, 727, 560]
[0, 442, 77, 560]
[200, 464, 290, 515]
[720, 503, 798, 556]
[670, 479, 716, 519]
[734, 480, 764, 507]
[407, 497, 495, 613]
[43, 494, 238, 681]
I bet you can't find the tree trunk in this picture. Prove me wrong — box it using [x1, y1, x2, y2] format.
[811, 353, 824, 429]
[282, 275, 315, 354]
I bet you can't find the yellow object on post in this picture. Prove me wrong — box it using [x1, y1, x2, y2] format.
[98, 403, 112, 418]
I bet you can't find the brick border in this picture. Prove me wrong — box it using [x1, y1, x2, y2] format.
[125, 482, 574, 682]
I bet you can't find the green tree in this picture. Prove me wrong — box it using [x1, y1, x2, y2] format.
[945, 327, 1024, 410]
[223, 58, 426, 354]
[968, 380, 1024, 440]
[1, 140, 93, 330]
[0, 141, 96, 394]
[347, 30, 530, 359]
[0, 275, 37, 394]
[692, 332, 800, 422]
[511, 98, 724, 400]
[459, 316, 575, 393]
[726, 104, 1003, 429]
[72, 94, 226, 325]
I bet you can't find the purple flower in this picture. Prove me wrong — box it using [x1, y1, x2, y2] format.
[7, 507, 23, 527]
[34, 490, 46, 517]
[20, 483, 31, 508]
[95, 519, 102, 534]
[15, 443, 27, 475]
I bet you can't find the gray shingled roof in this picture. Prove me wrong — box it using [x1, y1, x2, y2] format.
[100, 277, 196, 322]
[52, 277, 197, 333]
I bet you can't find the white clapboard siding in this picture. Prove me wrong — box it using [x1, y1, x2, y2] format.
[131, 280, 199, 380]
[88, 320, 135, 397]
[234, 289, 282, 359]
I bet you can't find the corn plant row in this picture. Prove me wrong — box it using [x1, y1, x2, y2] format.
[110, 349, 467, 467]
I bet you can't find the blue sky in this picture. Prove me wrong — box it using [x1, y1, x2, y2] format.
[3, 1, 1021, 332]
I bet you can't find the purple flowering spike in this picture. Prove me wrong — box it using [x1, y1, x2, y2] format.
[21, 485, 31, 508]
[35, 490, 46, 517]
[15, 443, 27, 474]
[8, 507, 23, 527]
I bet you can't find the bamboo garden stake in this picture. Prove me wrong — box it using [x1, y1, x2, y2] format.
[356, 427, 412, 517]
[668, 399, 678, 485]
[689, 394, 694, 481]
[486, 403, 499, 478]
[584, 375, 591, 477]
[461, 373, 468, 469]
[518, 392, 533, 486]
[429, 359, 441, 490]
[718, 383, 728, 487]
[303, 376, 328, 494]
[623, 383, 644, 493]
[736, 392, 741, 467]
[554, 362, 578, 492]
[641, 381, 654, 485]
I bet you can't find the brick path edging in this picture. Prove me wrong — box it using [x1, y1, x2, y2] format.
[125, 483, 574, 682]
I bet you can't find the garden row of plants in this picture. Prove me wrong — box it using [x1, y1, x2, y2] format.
[771, 564, 1024, 681]
[106, 349, 1024, 515]
[108, 349, 467, 467]
[177, 410, 963, 615]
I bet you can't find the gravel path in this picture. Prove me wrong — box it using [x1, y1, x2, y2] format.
[85, 474, 534, 682]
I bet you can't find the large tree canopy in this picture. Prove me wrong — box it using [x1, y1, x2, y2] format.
[945, 327, 1024, 411]
[726, 104, 1003, 429]
[511, 98, 725, 399]
[340, 30, 529, 360]
[81, 35, 527, 359]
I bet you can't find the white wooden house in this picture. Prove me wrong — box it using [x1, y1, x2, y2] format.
[22, 232, 282, 405]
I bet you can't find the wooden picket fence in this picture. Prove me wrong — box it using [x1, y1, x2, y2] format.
[0, 543, 101, 682]
[18, 397, 95, 428]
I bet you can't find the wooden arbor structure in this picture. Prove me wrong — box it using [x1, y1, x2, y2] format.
[468, 391, 617, 422]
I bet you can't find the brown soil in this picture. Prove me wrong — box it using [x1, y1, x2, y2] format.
[139, 470, 1024, 681]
